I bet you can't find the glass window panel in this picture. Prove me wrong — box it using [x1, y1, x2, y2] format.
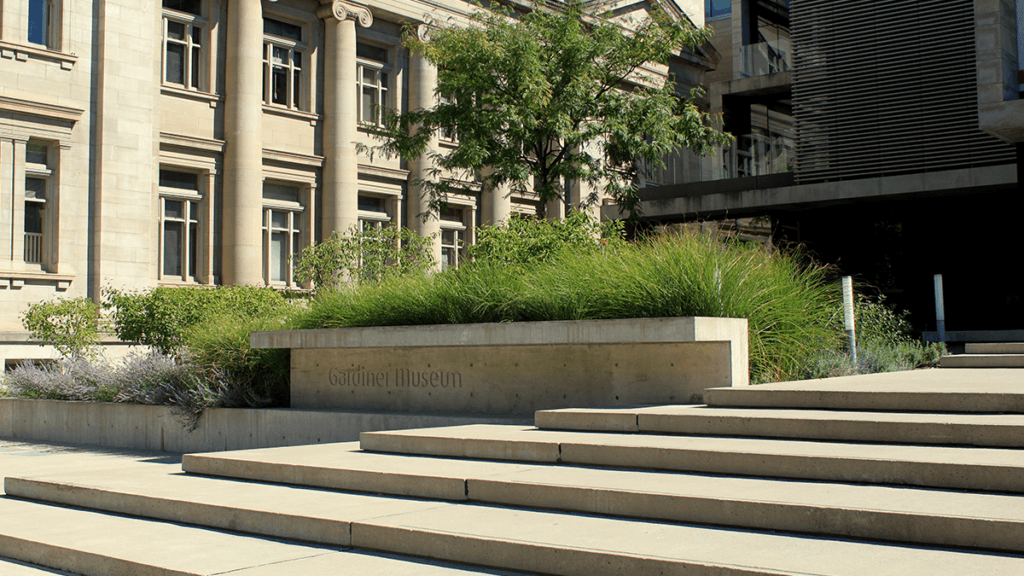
[25, 203, 44, 235]
[440, 207, 463, 222]
[160, 169, 198, 190]
[356, 43, 388, 64]
[167, 20, 186, 41]
[189, 222, 199, 277]
[164, 200, 184, 219]
[263, 18, 302, 42]
[293, 70, 301, 107]
[362, 68, 377, 85]
[441, 230, 456, 245]
[166, 43, 186, 84]
[362, 86, 376, 121]
[270, 231, 287, 282]
[164, 222, 183, 277]
[191, 25, 202, 46]
[25, 178, 47, 200]
[441, 247, 455, 271]
[163, 0, 201, 16]
[26, 143, 48, 165]
[271, 211, 288, 229]
[358, 195, 384, 212]
[28, 0, 50, 46]
[262, 183, 299, 202]
[272, 46, 287, 65]
[292, 51, 302, 68]
[188, 201, 200, 223]
[380, 73, 388, 89]
[191, 46, 201, 88]
[271, 66, 287, 104]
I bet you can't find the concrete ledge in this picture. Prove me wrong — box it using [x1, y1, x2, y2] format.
[254, 317, 749, 415]
[0, 399, 526, 454]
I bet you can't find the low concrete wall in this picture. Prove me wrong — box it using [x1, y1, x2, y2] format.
[253, 317, 749, 415]
[0, 398, 527, 454]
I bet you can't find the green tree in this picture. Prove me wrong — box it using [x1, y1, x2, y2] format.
[21, 297, 101, 359]
[294, 225, 436, 292]
[367, 0, 731, 218]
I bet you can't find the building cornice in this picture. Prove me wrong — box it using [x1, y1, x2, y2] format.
[160, 133, 227, 152]
[264, 148, 326, 167]
[0, 95, 83, 123]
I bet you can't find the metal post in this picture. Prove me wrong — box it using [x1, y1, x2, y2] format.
[934, 274, 946, 343]
[841, 276, 857, 364]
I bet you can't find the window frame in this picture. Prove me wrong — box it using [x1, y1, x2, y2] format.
[356, 42, 393, 126]
[23, 141, 54, 269]
[157, 168, 205, 284]
[263, 17, 307, 111]
[439, 206, 469, 271]
[27, 0, 57, 49]
[261, 182, 305, 287]
[162, 3, 206, 92]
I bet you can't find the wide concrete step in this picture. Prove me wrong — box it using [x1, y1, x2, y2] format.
[940, 354, 1024, 368]
[703, 369, 1024, 412]
[359, 424, 1024, 492]
[180, 442, 1024, 553]
[0, 497, 527, 576]
[5, 469, 1024, 575]
[967, 343, 1024, 354]
[535, 406, 1024, 447]
[0, 557, 75, 575]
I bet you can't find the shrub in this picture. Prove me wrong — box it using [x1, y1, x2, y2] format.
[182, 311, 293, 409]
[295, 232, 840, 383]
[21, 297, 101, 359]
[468, 211, 626, 266]
[104, 286, 290, 355]
[294, 225, 436, 292]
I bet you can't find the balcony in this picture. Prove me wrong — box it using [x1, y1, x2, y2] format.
[24, 232, 43, 264]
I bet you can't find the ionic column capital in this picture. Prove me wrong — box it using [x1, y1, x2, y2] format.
[317, 1, 373, 27]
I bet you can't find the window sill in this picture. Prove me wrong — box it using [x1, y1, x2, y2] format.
[0, 40, 77, 69]
[158, 279, 213, 287]
[161, 86, 222, 107]
[0, 270, 74, 291]
[263, 105, 320, 125]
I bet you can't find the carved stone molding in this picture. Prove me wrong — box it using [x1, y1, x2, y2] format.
[317, 0, 372, 27]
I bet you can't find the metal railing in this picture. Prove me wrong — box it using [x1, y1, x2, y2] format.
[24, 232, 43, 264]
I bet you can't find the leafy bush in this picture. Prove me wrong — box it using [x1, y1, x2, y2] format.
[295, 232, 840, 383]
[468, 211, 626, 266]
[21, 297, 101, 359]
[104, 286, 290, 355]
[801, 295, 947, 380]
[294, 225, 435, 292]
[182, 311, 293, 409]
[0, 351, 283, 431]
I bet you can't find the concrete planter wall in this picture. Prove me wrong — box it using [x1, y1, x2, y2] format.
[252, 317, 749, 415]
[0, 398, 525, 454]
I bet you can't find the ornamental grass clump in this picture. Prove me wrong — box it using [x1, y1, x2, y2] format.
[296, 232, 841, 383]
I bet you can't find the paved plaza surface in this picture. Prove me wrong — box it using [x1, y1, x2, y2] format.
[2, 368, 1024, 575]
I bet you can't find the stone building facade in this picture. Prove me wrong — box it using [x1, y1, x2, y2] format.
[0, 0, 710, 365]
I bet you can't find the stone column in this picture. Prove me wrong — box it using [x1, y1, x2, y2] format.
[0, 138, 14, 265]
[202, 170, 217, 285]
[407, 44, 442, 269]
[480, 167, 512, 226]
[320, 1, 372, 240]
[223, 0, 264, 286]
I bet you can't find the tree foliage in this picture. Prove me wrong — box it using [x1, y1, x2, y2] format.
[468, 212, 625, 266]
[21, 297, 101, 359]
[293, 225, 436, 292]
[367, 0, 732, 218]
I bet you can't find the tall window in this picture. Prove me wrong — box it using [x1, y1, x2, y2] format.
[263, 18, 304, 110]
[28, 0, 54, 47]
[262, 183, 303, 286]
[163, 0, 204, 90]
[159, 169, 203, 282]
[357, 42, 390, 125]
[24, 142, 52, 266]
[705, 0, 732, 20]
[439, 207, 467, 271]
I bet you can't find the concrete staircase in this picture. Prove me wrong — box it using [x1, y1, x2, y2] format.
[3, 368, 1024, 575]
[941, 342, 1024, 368]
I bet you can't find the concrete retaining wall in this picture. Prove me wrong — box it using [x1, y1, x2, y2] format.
[0, 398, 527, 454]
[253, 317, 749, 415]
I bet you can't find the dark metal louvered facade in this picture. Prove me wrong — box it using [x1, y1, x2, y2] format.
[791, 0, 1016, 184]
